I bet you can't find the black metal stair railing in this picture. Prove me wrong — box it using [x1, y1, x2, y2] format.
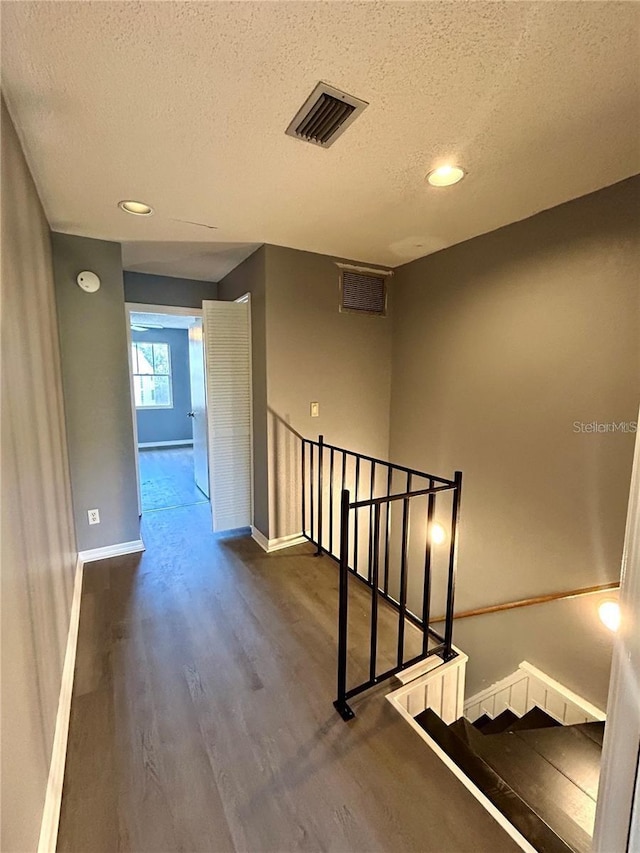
[301, 435, 462, 720]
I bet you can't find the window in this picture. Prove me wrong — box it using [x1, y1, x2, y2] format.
[131, 342, 173, 408]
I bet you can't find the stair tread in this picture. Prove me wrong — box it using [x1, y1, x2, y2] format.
[506, 707, 560, 732]
[573, 721, 605, 747]
[475, 709, 518, 734]
[470, 729, 595, 852]
[415, 709, 574, 853]
[514, 725, 602, 801]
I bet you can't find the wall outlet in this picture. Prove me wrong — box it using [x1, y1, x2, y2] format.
[310, 402, 319, 418]
[87, 509, 100, 525]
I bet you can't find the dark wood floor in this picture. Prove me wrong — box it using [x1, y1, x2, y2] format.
[58, 502, 519, 853]
[138, 447, 207, 512]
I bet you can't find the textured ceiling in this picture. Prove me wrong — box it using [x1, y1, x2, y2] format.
[3, 1, 639, 271]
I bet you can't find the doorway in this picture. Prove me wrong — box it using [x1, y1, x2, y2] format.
[126, 303, 209, 514]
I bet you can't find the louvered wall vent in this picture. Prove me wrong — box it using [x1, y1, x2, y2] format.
[339, 267, 390, 317]
[286, 82, 368, 148]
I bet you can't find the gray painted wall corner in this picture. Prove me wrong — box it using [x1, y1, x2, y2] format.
[218, 246, 269, 536]
[52, 233, 140, 551]
[389, 176, 640, 706]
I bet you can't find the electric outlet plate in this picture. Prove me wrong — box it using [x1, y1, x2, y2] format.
[88, 509, 100, 525]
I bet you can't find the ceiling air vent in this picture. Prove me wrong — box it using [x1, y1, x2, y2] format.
[286, 82, 368, 148]
[338, 266, 391, 317]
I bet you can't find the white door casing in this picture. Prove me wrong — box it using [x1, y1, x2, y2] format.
[202, 300, 253, 532]
[593, 409, 640, 852]
[188, 318, 209, 499]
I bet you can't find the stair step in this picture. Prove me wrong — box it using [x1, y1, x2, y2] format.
[474, 709, 518, 734]
[470, 729, 595, 853]
[506, 707, 560, 732]
[415, 709, 573, 853]
[572, 721, 605, 747]
[515, 725, 602, 801]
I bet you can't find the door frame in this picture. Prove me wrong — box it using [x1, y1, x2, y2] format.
[125, 302, 204, 516]
[593, 411, 640, 851]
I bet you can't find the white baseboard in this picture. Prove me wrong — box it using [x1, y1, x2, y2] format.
[38, 537, 146, 850]
[250, 527, 308, 554]
[37, 557, 84, 853]
[78, 539, 145, 564]
[138, 440, 193, 448]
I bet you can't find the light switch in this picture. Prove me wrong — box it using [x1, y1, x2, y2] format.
[310, 402, 319, 418]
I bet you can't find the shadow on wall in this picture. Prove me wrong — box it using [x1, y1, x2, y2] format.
[268, 407, 304, 541]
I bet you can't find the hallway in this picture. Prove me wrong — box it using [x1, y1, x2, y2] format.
[58, 503, 518, 853]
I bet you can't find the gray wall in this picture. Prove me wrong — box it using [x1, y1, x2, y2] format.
[219, 245, 394, 542]
[52, 233, 140, 551]
[1, 100, 77, 853]
[451, 589, 618, 708]
[124, 270, 217, 308]
[264, 245, 393, 540]
[218, 247, 269, 536]
[132, 328, 193, 445]
[391, 176, 639, 704]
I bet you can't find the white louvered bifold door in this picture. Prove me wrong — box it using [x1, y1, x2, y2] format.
[203, 300, 252, 532]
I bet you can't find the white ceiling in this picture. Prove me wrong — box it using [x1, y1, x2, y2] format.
[3, 1, 639, 273]
[122, 241, 260, 282]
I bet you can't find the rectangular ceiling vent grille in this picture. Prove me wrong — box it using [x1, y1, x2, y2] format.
[339, 269, 389, 317]
[286, 82, 368, 148]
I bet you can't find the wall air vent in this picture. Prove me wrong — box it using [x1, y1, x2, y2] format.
[286, 82, 368, 148]
[338, 265, 391, 317]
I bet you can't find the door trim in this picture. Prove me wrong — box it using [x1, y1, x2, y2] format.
[125, 303, 205, 516]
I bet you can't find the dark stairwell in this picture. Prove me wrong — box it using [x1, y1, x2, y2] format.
[415, 705, 603, 853]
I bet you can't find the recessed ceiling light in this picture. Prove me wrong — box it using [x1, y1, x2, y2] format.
[119, 200, 154, 216]
[426, 165, 466, 187]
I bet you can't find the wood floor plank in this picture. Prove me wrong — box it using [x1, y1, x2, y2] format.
[58, 502, 520, 853]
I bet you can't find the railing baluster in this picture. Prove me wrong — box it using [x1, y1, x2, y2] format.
[329, 448, 335, 556]
[301, 440, 307, 537]
[310, 441, 315, 545]
[369, 503, 381, 682]
[367, 462, 375, 584]
[422, 482, 435, 656]
[334, 489, 354, 721]
[383, 466, 392, 595]
[443, 471, 462, 660]
[340, 451, 346, 560]
[353, 455, 360, 573]
[316, 434, 324, 556]
[397, 473, 411, 667]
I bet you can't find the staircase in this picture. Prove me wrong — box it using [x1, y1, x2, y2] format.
[415, 705, 603, 853]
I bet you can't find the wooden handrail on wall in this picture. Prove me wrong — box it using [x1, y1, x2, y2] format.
[431, 581, 620, 624]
